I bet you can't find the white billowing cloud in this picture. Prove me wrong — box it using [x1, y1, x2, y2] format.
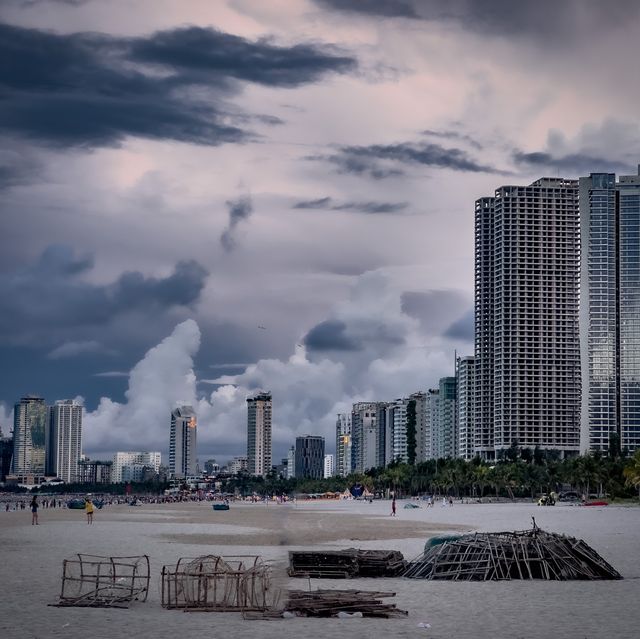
[83, 319, 201, 452]
[84, 271, 457, 459]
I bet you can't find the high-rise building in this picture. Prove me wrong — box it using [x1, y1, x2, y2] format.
[351, 402, 378, 472]
[294, 435, 325, 479]
[456, 357, 475, 460]
[170, 404, 197, 478]
[411, 392, 428, 463]
[391, 398, 408, 463]
[580, 168, 640, 454]
[246, 392, 272, 477]
[0, 434, 13, 482]
[286, 446, 295, 479]
[204, 459, 219, 475]
[113, 451, 162, 483]
[12, 395, 47, 476]
[47, 399, 83, 482]
[323, 453, 335, 478]
[437, 377, 457, 458]
[335, 413, 352, 477]
[475, 178, 581, 459]
[426, 389, 439, 459]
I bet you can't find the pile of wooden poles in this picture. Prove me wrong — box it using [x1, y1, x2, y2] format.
[288, 549, 406, 578]
[244, 589, 408, 619]
[404, 522, 622, 581]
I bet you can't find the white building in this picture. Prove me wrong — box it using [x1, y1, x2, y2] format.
[112, 451, 162, 483]
[323, 453, 335, 478]
[47, 399, 83, 482]
[456, 357, 475, 460]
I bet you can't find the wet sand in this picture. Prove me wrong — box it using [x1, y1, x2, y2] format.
[0, 499, 638, 638]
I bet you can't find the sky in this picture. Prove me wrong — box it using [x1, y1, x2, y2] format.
[2, 0, 640, 464]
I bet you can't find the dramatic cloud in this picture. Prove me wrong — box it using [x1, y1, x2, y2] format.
[303, 319, 360, 352]
[220, 195, 253, 252]
[84, 272, 455, 459]
[0, 245, 208, 344]
[0, 23, 356, 148]
[315, 0, 419, 19]
[319, 141, 500, 179]
[513, 120, 640, 176]
[293, 196, 408, 214]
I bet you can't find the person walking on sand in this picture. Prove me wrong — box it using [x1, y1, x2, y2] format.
[84, 496, 94, 524]
[391, 495, 397, 517]
[30, 495, 39, 525]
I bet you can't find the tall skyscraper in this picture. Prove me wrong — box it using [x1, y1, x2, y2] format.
[351, 402, 378, 472]
[47, 399, 83, 482]
[12, 395, 47, 476]
[169, 405, 197, 478]
[246, 392, 272, 477]
[475, 178, 581, 459]
[580, 168, 640, 454]
[335, 413, 352, 477]
[456, 357, 475, 460]
[294, 435, 325, 479]
[426, 389, 439, 459]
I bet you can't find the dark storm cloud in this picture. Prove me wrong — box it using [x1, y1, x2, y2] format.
[0, 245, 208, 342]
[401, 290, 470, 337]
[293, 196, 408, 213]
[318, 141, 500, 179]
[303, 319, 361, 352]
[220, 195, 253, 252]
[513, 150, 633, 176]
[443, 309, 474, 341]
[129, 26, 356, 88]
[0, 23, 357, 148]
[315, 0, 640, 44]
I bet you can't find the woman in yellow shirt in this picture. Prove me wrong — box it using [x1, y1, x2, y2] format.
[84, 497, 94, 524]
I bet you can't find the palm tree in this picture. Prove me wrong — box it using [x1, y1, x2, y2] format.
[623, 450, 640, 498]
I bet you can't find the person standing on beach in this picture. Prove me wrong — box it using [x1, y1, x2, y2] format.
[391, 495, 397, 517]
[30, 495, 39, 525]
[84, 496, 94, 524]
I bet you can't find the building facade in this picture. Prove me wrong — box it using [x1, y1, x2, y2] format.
[294, 435, 325, 480]
[475, 178, 581, 459]
[247, 392, 272, 477]
[323, 453, 335, 478]
[12, 395, 47, 476]
[170, 405, 197, 478]
[77, 459, 112, 484]
[580, 169, 640, 454]
[112, 451, 162, 483]
[335, 413, 352, 477]
[456, 357, 475, 460]
[47, 399, 83, 482]
[351, 402, 378, 472]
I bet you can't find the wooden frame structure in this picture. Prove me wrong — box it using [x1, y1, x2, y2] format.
[53, 554, 150, 608]
[161, 555, 278, 612]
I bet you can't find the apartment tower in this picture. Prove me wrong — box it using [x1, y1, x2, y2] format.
[475, 178, 581, 458]
[579, 168, 640, 454]
[246, 392, 272, 477]
[169, 406, 197, 478]
[47, 399, 83, 482]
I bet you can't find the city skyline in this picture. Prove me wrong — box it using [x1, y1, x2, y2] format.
[2, 1, 640, 461]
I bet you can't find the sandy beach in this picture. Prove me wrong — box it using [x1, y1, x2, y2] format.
[0, 498, 638, 639]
